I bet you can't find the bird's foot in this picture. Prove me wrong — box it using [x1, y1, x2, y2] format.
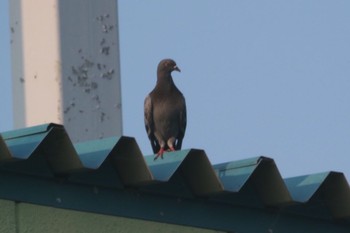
[154, 148, 165, 161]
[167, 146, 175, 152]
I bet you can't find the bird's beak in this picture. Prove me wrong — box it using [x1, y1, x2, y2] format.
[174, 65, 181, 72]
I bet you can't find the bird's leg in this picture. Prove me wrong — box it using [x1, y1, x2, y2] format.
[167, 138, 176, 152]
[154, 147, 165, 161]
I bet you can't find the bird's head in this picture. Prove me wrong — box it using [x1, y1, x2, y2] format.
[158, 59, 181, 74]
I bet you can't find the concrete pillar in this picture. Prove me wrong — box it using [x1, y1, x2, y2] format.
[9, 0, 122, 142]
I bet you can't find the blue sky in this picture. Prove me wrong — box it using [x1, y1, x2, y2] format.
[1, 1, 350, 179]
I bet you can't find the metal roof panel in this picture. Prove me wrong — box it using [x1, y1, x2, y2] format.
[213, 156, 262, 192]
[74, 137, 120, 169]
[1, 123, 53, 159]
[1, 123, 56, 140]
[285, 172, 330, 202]
[0, 135, 12, 161]
[111, 136, 153, 186]
[143, 149, 223, 197]
[71, 136, 153, 187]
[285, 172, 350, 219]
[0, 123, 349, 225]
[0, 124, 83, 176]
[213, 156, 292, 206]
[145, 150, 190, 181]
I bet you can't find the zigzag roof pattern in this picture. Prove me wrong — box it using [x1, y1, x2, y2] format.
[0, 123, 349, 231]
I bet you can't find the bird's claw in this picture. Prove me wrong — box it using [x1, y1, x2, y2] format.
[154, 148, 165, 161]
[153, 154, 163, 161]
[154, 147, 176, 160]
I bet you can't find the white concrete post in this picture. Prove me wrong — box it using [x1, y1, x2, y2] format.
[9, 0, 122, 142]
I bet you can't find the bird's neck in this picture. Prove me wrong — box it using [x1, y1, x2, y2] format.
[156, 73, 176, 91]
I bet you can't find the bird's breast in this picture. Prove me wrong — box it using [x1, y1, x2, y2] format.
[153, 100, 180, 121]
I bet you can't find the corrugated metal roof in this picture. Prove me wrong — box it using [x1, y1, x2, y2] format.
[0, 123, 349, 231]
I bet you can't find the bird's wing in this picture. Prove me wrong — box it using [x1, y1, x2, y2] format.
[176, 96, 187, 150]
[144, 94, 159, 153]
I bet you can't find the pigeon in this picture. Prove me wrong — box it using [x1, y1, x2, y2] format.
[144, 59, 187, 160]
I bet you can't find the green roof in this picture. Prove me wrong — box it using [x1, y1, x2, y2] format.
[0, 123, 349, 232]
